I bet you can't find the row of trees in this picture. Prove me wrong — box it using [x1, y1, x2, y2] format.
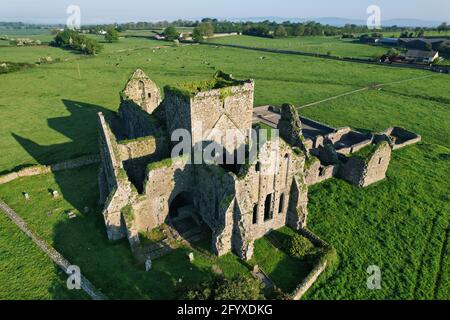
[50, 29, 103, 55]
[162, 19, 450, 41]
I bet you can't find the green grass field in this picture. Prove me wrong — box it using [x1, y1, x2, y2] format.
[304, 143, 449, 300]
[0, 213, 88, 300]
[1, 35, 442, 173]
[209, 35, 390, 59]
[0, 33, 449, 300]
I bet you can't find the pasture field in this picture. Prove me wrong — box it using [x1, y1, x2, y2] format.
[0, 34, 449, 300]
[304, 143, 449, 300]
[0, 213, 88, 300]
[208, 35, 389, 58]
[0, 36, 441, 173]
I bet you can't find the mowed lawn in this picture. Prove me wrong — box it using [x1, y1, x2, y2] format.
[209, 35, 389, 59]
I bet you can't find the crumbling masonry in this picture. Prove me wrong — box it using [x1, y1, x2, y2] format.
[98, 69, 421, 261]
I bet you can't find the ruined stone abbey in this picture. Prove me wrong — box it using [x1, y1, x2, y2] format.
[97, 69, 421, 262]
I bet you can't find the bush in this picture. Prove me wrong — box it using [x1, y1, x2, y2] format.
[163, 26, 180, 41]
[284, 234, 314, 258]
[180, 275, 263, 300]
[105, 27, 119, 42]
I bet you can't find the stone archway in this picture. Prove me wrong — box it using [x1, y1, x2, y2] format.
[167, 192, 211, 245]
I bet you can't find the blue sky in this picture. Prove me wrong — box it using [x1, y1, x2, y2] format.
[1, 0, 449, 23]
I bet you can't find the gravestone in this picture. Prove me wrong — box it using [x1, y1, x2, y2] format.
[188, 252, 195, 262]
[23, 192, 30, 200]
[145, 258, 152, 272]
[68, 211, 77, 219]
[52, 190, 59, 199]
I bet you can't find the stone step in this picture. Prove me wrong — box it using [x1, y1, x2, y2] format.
[185, 232, 206, 243]
[180, 227, 203, 240]
[149, 246, 173, 260]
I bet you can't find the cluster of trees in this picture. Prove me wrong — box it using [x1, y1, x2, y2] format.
[437, 22, 449, 33]
[50, 29, 102, 55]
[239, 21, 362, 38]
[192, 22, 214, 42]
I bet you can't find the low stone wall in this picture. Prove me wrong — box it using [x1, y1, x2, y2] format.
[291, 260, 327, 300]
[0, 154, 100, 185]
[305, 160, 338, 186]
[290, 228, 333, 300]
[382, 127, 422, 150]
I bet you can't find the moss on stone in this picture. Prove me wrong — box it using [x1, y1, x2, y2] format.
[164, 71, 248, 99]
[121, 204, 134, 225]
[304, 155, 319, 170]
[147, 154, 189, 172]
[349, 141, 388, 163]
[117, 135, 155, 145]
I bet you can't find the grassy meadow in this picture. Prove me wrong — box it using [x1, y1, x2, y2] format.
[0, 213, 89, 300]
[0, 33, 449, 300]
[0, 35, 442, 173]
[208, 35, 390, 58]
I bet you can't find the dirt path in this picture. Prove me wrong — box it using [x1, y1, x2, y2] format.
[0, 199, 107, 300]
[299, 74, 437, 109]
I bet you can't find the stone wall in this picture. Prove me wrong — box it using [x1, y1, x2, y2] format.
[98, 112, 135, 241]
[277, 104, 305, 149]
[140, 157, 238, 256]
[0, 154, 100, 185]
[291, 260, 327, 300]
[122, 68, 162, 114]
[305, 159, 338, 186]
[164, 81, 254, 155]
[118, 99, 163, 139]
[382, 127, 422, 150]
[360, 142, 392, 187]
[339, 142, 392, 187]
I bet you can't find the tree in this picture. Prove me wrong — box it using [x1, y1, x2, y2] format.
[292, 24, 305, 37]
[192, 22, 215, 42]
[192, 27, 204, 42]
[437, 22, 448, 33]
[105, 27, 119, 42]
[273, 25, 288, 38]
[417, 29, 425, 37]
[387, 48, 400, 58]
[50, 29, 102, 55]
[163, 26, 180, 41]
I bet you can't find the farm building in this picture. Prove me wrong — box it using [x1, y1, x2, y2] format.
[405, 50, 439, 63]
